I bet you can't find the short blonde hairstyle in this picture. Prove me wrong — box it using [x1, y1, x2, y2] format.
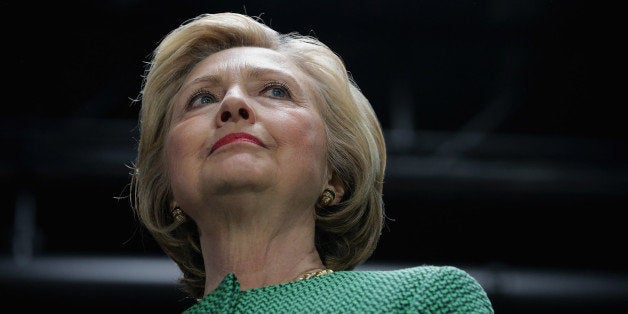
[130, 12, 386, 298]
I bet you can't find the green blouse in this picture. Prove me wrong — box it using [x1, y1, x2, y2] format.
[183, 265, 494, 313]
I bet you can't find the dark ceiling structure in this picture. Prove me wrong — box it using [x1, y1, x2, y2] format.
[1, 0, 626, 313]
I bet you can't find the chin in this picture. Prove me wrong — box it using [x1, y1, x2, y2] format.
[203, 160, 275, 194]
[205, 177, 271, 195]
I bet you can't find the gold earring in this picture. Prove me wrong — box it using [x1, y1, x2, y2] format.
[171, 206, 187, 223]
[317, 188, 336, 208]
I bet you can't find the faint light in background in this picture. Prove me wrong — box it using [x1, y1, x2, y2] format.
[12, 190, 36, 266]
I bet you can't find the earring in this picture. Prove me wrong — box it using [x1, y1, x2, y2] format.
[317, 188, 336, 208]
[171, 206, 187, 223]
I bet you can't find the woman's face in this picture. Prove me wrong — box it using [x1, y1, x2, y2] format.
[165, 47, 328, 221]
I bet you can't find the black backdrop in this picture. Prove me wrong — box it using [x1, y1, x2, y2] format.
[1, 1, 627, 313]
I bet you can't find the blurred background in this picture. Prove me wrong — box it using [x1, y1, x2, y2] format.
[1, 0, 626, 312]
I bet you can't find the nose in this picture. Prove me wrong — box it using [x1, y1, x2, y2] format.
[216, 87, 256, 126]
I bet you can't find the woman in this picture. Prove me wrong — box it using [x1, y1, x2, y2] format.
[130, 12, 494, 313]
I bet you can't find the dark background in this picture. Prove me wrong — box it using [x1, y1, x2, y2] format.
[1, 0, 627, 313]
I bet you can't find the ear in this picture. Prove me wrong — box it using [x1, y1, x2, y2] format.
[326, 172, 345, 205]
[169, 199, 179, 210]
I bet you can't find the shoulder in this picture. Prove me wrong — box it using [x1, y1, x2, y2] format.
[337, 265, 493, 313]
[391, 265, 484, 288]
[386, 265, 494, 314]
[345, 265, 480, 287]
[185, 267, 494, 313]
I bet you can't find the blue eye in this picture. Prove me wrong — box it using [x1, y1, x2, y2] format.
[269, 88, 286, 98]
[262, 83, 291, 99]
[189, 90, 218, 108]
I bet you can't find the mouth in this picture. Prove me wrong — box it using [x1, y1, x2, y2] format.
[210, 132, 265, 154]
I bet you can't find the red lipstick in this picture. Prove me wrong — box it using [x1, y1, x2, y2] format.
[210, 132, 265, 154]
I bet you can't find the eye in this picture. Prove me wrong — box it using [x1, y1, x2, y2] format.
[261, 83, 291, 99]
[188, 90, 218, 108]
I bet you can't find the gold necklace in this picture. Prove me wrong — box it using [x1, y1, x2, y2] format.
[293, 268, 334, 281]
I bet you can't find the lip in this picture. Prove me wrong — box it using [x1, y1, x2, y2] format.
[210, 132, 265, 154]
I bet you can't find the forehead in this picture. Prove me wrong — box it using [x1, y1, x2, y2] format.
[184, 46, 307, 84]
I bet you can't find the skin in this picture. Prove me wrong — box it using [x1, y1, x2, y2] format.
[165, 47, 344, 294]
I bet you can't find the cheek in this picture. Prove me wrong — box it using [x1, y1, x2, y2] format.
[278, 113, 328, 168]
[165, 123, 208, 191]
[166, 120, 210, 159]
[165, 130, 189, 172]
[164, 134, 187, 196]
[303, 126, 327, 162]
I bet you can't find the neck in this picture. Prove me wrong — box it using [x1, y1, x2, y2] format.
[196, 194, 324, 295]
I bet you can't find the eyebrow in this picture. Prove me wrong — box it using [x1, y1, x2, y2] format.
[188, 65, 299, 87]
[246, 66, 297, 82]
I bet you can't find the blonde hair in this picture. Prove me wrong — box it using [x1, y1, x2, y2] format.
[130, 12, 386, 298]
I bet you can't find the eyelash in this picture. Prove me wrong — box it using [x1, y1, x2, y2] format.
[185, 82, 293, 109]
[261, 82, 292, 99]
[187, 89, 218, 109]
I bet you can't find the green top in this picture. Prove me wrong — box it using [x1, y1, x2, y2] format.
[183, 265, 494, 313]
